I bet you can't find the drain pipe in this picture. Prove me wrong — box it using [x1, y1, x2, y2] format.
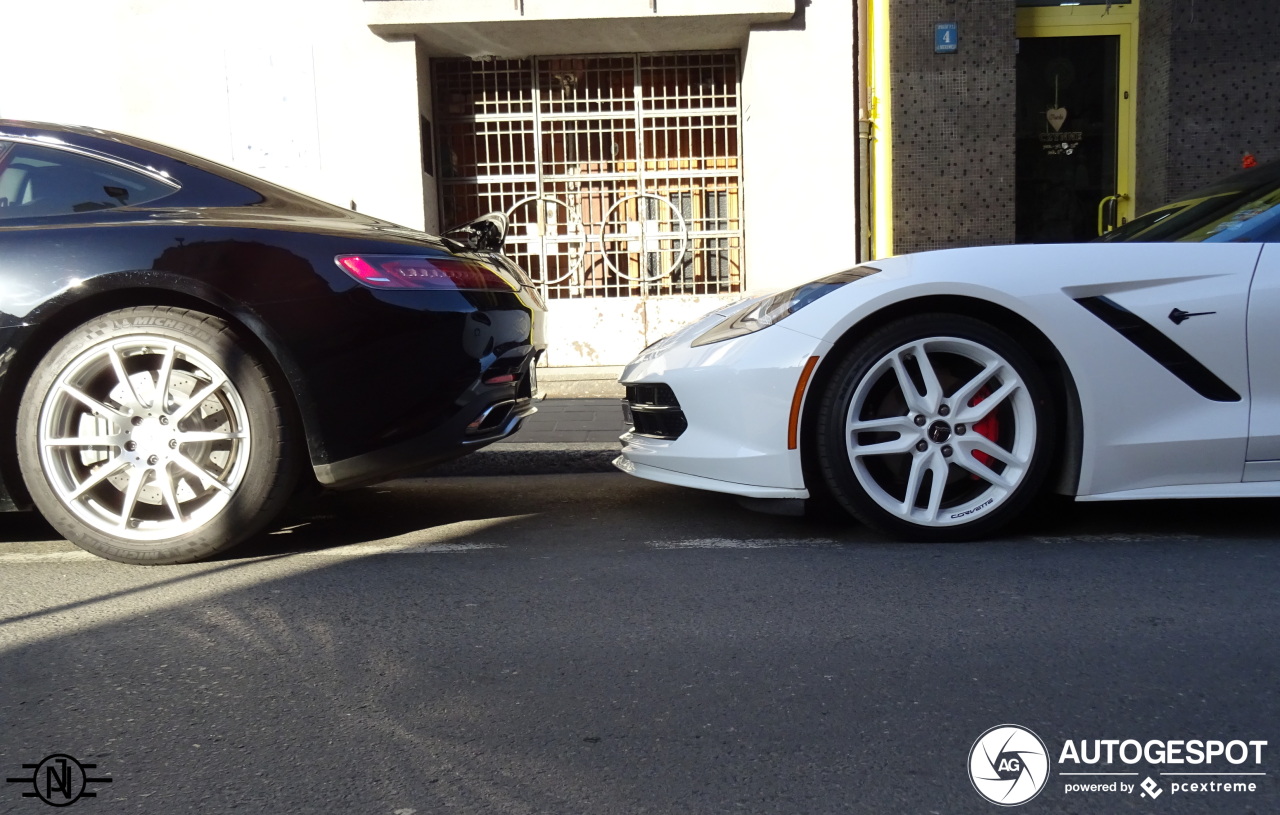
[855, 0, 873, 262]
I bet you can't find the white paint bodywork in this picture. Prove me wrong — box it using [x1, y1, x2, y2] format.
[617, 242, 1280, 503]
[617, 308, 828, 497]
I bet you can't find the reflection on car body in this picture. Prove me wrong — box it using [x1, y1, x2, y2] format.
[0, 120, 546, 564]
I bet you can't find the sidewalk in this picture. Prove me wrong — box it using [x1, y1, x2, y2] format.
[426, 368, 629, 477]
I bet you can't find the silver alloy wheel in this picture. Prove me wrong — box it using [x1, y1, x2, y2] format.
[845, 336, 1037, 528]
[36, 336, 251, 541]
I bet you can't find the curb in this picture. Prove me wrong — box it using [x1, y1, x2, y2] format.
[423, 442, 621, 477]
[539, 366, 625, 399]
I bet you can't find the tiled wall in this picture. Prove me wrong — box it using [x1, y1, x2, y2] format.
[888, 1, 1017, 254]
[889, 0, 1280, 249]
[1137, 0, 1280, 212]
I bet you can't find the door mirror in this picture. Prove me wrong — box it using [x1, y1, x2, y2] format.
[442, 211, 509, 253]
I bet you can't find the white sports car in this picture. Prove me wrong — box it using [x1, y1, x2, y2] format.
[615, 162, 1280, 540]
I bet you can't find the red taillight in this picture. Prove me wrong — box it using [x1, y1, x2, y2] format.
[335, 255, 516, 291]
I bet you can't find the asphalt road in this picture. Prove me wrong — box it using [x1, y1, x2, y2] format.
[1, 473, 1277, 814]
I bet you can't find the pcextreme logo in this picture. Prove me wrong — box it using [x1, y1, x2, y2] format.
[968, 725, 1271, 806]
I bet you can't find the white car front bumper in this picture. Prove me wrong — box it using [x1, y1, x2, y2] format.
[614, 318, 833, 499]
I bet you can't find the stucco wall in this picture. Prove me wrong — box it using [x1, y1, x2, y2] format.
[2, 0, 427, 230]
[742, 0, 859, 291]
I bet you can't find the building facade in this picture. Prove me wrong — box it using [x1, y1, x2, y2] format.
[3, 0, 860, 367]
[877, 0, 1280, 256]
[5, 0, 1279, 365]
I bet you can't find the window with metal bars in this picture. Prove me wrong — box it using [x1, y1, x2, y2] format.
[432, 52, 744, 300]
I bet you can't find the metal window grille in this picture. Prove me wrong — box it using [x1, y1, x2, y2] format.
[433, 52, 744, 299]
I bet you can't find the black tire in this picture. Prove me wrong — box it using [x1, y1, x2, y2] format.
[815, 314, 1055, 541]
[16, 306, 299, 564]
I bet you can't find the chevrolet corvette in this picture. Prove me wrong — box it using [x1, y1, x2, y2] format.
[616, 161, 1280, 540]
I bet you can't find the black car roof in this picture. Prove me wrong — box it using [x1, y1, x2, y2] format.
[0, 119, 375, 220]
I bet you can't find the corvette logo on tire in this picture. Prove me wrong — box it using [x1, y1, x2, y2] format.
[969, 724, 1050, 806]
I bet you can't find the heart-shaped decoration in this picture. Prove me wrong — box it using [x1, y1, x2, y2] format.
[1046, 107, 1068, 131]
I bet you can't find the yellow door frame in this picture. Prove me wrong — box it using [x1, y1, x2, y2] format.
[866, 2, 1139, 256]
[1017, 1, 1140, 230]
[867, 0, 893, 259]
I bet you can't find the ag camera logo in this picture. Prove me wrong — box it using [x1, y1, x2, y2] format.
[969, 725, 1050, 806]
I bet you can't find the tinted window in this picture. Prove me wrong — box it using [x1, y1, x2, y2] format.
[1100, 161, 1280, 243]
[1247, 214, 1280, 244]
[1183, 185, 1280, 243]
[0, 140, 177, 220]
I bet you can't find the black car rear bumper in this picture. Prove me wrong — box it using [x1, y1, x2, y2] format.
[314, 388, 538, 488]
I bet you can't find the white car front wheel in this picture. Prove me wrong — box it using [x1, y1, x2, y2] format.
[816, 315, 1054, 540]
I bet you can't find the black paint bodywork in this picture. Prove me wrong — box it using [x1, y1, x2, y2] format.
[0, 121, 546, 509]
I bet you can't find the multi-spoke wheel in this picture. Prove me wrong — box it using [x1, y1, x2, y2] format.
[816, 315, 1054, 540]
[17, 307, 298, 564]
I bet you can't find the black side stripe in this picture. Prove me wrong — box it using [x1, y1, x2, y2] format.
[1074, 296, 1241, 403]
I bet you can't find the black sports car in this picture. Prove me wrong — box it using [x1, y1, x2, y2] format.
[0, 120, 546, 564]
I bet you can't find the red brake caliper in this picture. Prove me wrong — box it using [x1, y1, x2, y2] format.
[969, 386, 999, 475]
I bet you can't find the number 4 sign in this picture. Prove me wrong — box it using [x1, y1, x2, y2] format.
[935, 22, 958, 54]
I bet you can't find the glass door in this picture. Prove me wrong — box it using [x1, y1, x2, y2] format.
[1016, 2, 1137, 243]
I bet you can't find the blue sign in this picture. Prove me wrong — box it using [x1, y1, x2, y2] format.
[935, 22, 958, 54]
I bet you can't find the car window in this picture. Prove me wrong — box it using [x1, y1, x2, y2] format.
[1246, 215, 1280, 244]
[0, 140, 177, 220]
[1101, 194, 1235, 242]
[1189, 186, 1280, 243]
[1099, 161, 1280, 243]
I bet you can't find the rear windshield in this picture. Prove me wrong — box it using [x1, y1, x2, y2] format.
[1100, 161, 1280, 243]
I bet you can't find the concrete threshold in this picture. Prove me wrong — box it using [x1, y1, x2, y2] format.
[538, 365, 625, 398]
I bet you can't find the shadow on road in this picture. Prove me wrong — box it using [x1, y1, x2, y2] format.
[1, 475, 1277, 813]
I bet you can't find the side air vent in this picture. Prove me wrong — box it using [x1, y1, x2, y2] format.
[1074, 296, 1240, 402]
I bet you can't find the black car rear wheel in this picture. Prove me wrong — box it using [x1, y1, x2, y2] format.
[17, 306, 299, 564]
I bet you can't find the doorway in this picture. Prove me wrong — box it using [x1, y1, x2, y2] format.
[1015, 2, 1138, 243]
[431, 52, 745, 365]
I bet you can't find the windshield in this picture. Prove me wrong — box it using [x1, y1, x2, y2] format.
[1099, 161, 1280, 243]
